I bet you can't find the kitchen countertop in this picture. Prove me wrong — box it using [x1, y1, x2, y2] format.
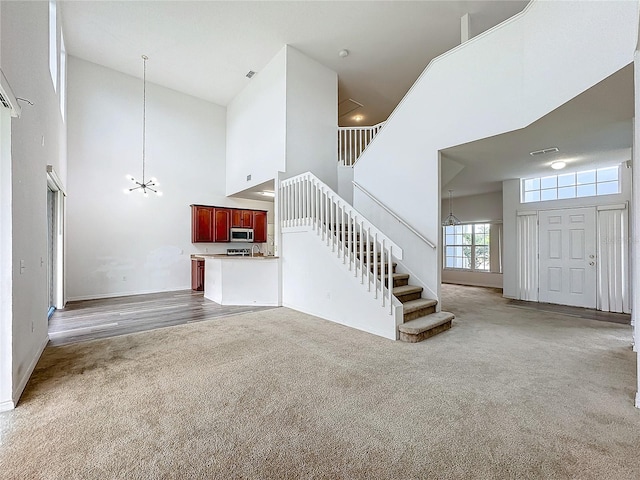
[191, 253, 279, 260]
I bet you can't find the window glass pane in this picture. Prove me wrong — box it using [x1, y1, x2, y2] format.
[462, 257, 470, 269]
[454, 225, 463, 235]
[540, 189, 557, 201]
[445, 234, 454, 245]
[577, 170, 596, 185]
[454, 258, 463, 269]
[597, 181, 619, 196]
[446, 247, 455, 256]
[540, 176, 557, 189]
[557, 186, 575, 199]
[557, 173, 575, 187]
[463, 225, 472, 234]
[455, 247, 463, 257]
[524, 178, 540, 191]
[597, 166, 618, 183]
[444, 225, 455, 235]
[524, 191, 540, 203]
[446, 258, 454, 268]
[577, 184, 596, 197]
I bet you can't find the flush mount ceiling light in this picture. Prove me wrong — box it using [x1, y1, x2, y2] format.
[442, 190, 461, 226]
[258, 191, 275, 197]
[529, 146, 559, 156]
[353, 115, 363, 122]
[124, 55, 162, 197]
[551, 161, 567, 170]
[339, 49, 349, 58]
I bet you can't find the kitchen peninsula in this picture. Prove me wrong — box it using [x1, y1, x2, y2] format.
[192, 254, 280, 306]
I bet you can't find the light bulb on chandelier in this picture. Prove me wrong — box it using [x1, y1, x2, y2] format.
[124, 55, 162, 197]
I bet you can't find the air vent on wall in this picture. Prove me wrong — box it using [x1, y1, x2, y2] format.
[529, 147, 559, 156]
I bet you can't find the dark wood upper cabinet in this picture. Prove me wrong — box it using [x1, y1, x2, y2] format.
[231, 209, 254, 228]
[192, 205, 267, 243]
[253, 210, 268, 243]
[213, 208, 231, 242]
[191, 205, 213, 243]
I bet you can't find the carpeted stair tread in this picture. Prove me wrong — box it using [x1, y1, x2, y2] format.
[393, 285, 423, 297]
[399, 311, 455, 335]
[401, 298, 438, 314]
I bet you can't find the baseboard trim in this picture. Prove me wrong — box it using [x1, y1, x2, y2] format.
[12, 334, 48, 407]
[0, 399, 16, 412]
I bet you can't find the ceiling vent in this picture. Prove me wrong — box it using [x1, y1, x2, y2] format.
[529, 147, 559, 156]
[0, 69, 21, 118]
[246, 70, 256, 79]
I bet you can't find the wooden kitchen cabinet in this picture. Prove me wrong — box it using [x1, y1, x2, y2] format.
[231, 209, 253, 228]
[213, 208, 231, 242]
[191, 205, 214, 243]
[253, 210, 268, 243]
[191, 258, 205, 291]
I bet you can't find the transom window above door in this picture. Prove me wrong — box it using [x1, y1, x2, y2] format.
[521, 166, 620, 203]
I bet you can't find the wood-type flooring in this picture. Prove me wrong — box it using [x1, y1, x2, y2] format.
[49, 290, 278, 346]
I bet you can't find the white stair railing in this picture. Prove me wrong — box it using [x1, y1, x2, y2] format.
[338, 122, 385, 166]
[280, 172, 403, 314]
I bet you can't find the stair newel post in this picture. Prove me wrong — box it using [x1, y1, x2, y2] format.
[373, 232, 378, 299]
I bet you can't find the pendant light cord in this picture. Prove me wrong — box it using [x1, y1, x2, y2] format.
[142, 55, 148, 184]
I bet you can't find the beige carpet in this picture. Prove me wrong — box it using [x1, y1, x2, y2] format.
[1, 285, 639, 479]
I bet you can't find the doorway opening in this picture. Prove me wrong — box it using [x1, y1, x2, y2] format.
[46, 165, 65, 316]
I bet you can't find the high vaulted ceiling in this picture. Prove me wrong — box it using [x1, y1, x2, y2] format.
[60, 0, 528, 127]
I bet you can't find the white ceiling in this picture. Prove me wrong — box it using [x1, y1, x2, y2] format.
[60, 0, 528, 127]
[60, 1, 632, 201]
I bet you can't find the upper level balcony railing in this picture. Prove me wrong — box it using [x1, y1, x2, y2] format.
[338, 122, 385, 166]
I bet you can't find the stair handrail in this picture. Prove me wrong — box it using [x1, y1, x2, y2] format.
[338, 121, 386, 166]
[280, 172, 403, 315]
[353, 180, 437, 250]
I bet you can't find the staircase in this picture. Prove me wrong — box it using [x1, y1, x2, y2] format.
[340, 229, 454, 342]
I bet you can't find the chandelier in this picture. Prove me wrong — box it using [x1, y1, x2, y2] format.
[442, 190, 461, 226]
[124, 55, 162, 197]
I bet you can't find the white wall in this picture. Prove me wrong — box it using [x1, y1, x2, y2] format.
[0, 0, 67, 409]
[282, 227, 402, 340]
[337, 165, 354, 205]
[353, 1, 638, 311]
[440, 190, 503, 288]
[285, 46, 338, 190]
[502, 161, 632, 299]
[66, 57, 273, 301]
[226, 47, 286, 196]
[226, 45, 338, 196]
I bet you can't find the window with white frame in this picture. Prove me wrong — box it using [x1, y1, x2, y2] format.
[60, 32, 66, 121]
[49, 0, 57, 92]
[522, 166, 620, 203]
[443, 223, 490, 271]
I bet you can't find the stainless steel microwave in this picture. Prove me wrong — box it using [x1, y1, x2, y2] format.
[230, 228, 254, 242]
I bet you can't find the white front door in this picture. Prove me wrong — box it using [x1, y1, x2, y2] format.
[538, 207, 597, 308]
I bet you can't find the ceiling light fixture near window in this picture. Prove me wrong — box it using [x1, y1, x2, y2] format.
[551, 161, 566, 170]
[246, 70, 256, 79]
[442, 190, 461, 226]
[353, 115, 363, 122]
[529, 146, 559, 156]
